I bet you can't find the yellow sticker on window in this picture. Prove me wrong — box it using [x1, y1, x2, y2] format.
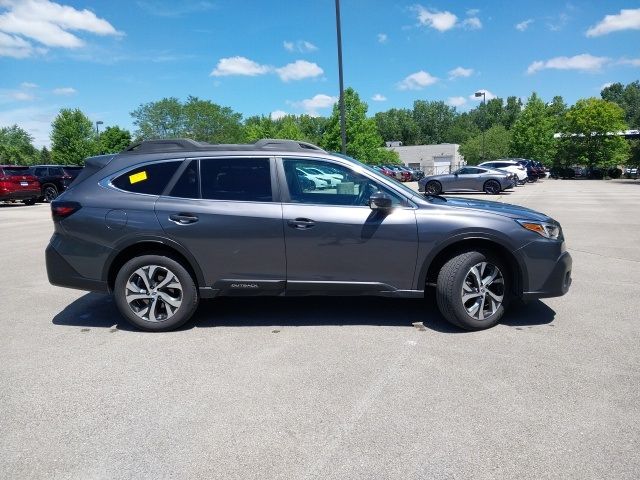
[129, 171, 148, 184]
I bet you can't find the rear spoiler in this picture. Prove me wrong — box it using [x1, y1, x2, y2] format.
[66, 154, 116, 189]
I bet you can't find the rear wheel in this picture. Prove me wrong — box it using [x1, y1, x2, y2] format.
[114, 255, 199, 332]
[483, 180, 501, 195]
[43, 185, 58, 202]
[436, 251, 509, 330]
[425, 180, 442, 195]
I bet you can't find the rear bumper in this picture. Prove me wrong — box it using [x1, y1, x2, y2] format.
[46, 243, 109, 293]
[522, 250, 572, 300]
[0, 189, 40, 201]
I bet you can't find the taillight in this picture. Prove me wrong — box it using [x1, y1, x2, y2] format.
[51, 201, 81, 221]
[62, 174, 72, 180]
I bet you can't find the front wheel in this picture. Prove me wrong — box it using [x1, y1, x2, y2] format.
[436, 251, 509, 330]
[114, 255, 199, 331]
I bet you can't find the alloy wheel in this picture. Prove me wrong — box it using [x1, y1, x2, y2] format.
[125, 265, 183, 323]
[461, 262, 504, 320]
[44, 186, 58, 202]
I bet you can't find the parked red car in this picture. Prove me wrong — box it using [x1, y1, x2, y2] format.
[0, 165, 41, 205]
[372, 165, 396, 179]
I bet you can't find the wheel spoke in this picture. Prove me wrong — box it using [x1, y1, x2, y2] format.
[148, 297, 158, 322]
[158, 291, 181, 308]
[486, 290, 504, 302]
[462, 292, 482, 302]
[155, 271, 177, 290]
[469, 266, 482, 288]
[478, 296, 486, 320]
[126, 293, 152, 303]
[133, 268, 152, 292]
[482, 268, 499, 286]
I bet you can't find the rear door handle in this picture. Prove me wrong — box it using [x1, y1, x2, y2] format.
[169, 213, 199, 225]
[287, 218, 316, 229]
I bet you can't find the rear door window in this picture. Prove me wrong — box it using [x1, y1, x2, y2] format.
[200, 157, 272, 202]
[112, 161, 181, 195]
[169, 160, 199, 198]
[3, 167, 31, 176]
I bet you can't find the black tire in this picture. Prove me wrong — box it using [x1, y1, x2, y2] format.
[425, 180, 442, 195]
[23, 198, 37, 205]
[436, 251, 509, 330]
[483, 180, 501, 195]
[43, 184, 58, 202]
[114, 255, 199, 332]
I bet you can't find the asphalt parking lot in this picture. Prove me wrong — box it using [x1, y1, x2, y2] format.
[1, 179, 639, 480]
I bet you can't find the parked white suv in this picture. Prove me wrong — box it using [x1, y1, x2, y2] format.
[479, 160, 528, 184]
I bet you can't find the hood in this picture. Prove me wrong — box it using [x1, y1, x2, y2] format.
[436, 196, 551, 221]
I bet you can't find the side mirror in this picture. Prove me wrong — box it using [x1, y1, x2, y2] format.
[369, 191, 393, 211]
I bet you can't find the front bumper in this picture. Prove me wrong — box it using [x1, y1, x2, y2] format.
[520, 241, 572, 299]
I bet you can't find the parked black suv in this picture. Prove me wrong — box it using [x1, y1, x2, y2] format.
[30, 165, 83, 202]
[46, 139, 572, 332]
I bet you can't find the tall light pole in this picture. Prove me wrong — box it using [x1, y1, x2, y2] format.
[335, 0, 346, 154]
[474, 91, 486, 161]
[95, 120, 104, 136]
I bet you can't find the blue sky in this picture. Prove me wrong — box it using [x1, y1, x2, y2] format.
[1, 0, 639, 147]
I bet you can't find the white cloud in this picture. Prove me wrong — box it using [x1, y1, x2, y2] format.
[414, 6, 457, 32]
[397, 70, 438, 90]
[8, 91, 35, 101]
[466, 9, 480, 16]
[292, 94, 337, 116]
[270, 110, 287, 120]
[586, 8, 640, 37]
[462, 17, 482, 30]
[448, 66, 474, 79]
[469, 89, 496, 101]
[447, 96, 467, 107]
[283, 40, 318, 53]
[0, 0, 122, 58]
[371, 93, 387, 102]
[527, 54, 609, 74]
[52, 86, 76, 95]
[619, 58, 640, 67]
[210, 56, 271, 77]
[20, 82, 37, 88]
[377, 33, 387, 43]
[515, 19, 533, 31]
[275, 60, 323, 82]
[600, 82, 613, 91]
[0, 31, 45, 58]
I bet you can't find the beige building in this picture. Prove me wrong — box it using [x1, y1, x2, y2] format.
[385, 143, 464, 174]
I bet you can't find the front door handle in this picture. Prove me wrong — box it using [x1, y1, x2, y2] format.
[287, 218, 316, 229]
[169, 213, 199, 225]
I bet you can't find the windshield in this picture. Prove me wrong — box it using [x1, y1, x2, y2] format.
[329, 152, 421, 199]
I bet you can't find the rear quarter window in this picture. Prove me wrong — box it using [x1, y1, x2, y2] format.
[112, 161, 180, 195]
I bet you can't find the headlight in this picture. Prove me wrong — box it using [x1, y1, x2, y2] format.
[516, 219, 561, 239]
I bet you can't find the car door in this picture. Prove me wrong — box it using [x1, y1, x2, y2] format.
[155, 157, 286, 293]
[279, 157, 418, 292]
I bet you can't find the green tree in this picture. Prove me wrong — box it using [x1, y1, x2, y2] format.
[131, 96, 245, 143]
[502, 96, 523, 130]
[244, 115, 276, 142]
[183, 96, 244, 143]
[374, 108, 420, 145]
[98, 126, 132, 154]
[50, 108, 96, 165]
[601, 81, 640, 128]
[412, 100, 456, 144]
[509, 93, 557, 165]
[298, 115, 328, 145]
[447, 113, 481, 145]
[40, 146, 51, 164]
[131, 97, 184, 139]
[459, 125, 511, 165]
[557, 98, 630, 169]
[321, 87, 397, 164]
[274, 115, 304, 140]
[0, 125, 38, 165]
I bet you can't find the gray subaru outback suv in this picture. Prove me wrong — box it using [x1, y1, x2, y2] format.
[46, 139, 572, 331]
